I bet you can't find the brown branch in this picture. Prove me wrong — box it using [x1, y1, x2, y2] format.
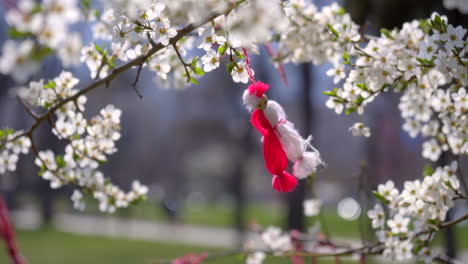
[154, 243, 383, 264]
[132, 60, 145, 99]
[17, 96, 39, 120]
[7, 0, 247, 144]
[439, 213, 468, 229]
[172, 43, 192, 82]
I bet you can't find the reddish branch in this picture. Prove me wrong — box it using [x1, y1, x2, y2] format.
[0, 195, 25, 264]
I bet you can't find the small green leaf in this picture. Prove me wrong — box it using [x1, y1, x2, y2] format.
[323, 91, 337, 96]
[94, 43, 104, 54]
[43, 80, 56, 89]
[218, 44, 227, 56]
[8, 27, 33, 39]
[337, 7, 346, 15]
[56, 155, 67, 168]
[356, 83, 368, 91]
[189, 77, 199, 84]
[226, 63, 235, 74]
[193, 67, 205, 76]
[81, 0, 91, 9]
[30, 46, 53, 61]
[355, 96, 364, 105]
[380, 28, 394, 40]
[44, 102, 52, 109]
[423, 164, 434, 177]
[342, 52, 350, 62]
[31, 3, 41, 14]
[234, 49, 244, 59]
[345, 107, 356, 115]
[327, 23, 339, 39]
[373, 191, 389, 205]
[191, 57, 199, 67]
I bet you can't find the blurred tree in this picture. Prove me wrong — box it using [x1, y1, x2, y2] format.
[286, 63, 313, 231]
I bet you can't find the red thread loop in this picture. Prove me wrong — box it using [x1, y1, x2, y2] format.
[242, 48, 256, 84]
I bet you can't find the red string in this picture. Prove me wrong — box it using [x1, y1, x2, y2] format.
[0, 195, 25, 264]
[242, 48, 256, 84]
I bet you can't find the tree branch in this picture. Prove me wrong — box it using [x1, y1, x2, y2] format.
[7, 0, 247, 144]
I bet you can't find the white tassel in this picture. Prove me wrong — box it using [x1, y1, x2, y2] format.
[293, 151, 322, 179]
[276, 121, 306, 161]
[263, 100, 323, 179]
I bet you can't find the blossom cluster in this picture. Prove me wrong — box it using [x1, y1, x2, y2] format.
[11, 71, 147, 212]
[0, 130, 31, 175]
[0, 0, 82, 81]
[278, 1, 360, 65]
[243, 226, 293, 264]
[368, 162, 462, 262]
[323, 13, 468, 163]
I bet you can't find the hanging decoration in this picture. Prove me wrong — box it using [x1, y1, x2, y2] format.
[242, 49, 323, 192]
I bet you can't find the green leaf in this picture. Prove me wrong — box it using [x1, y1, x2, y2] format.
[31, 3, 41, 14]
[355, 96, 364, 105]
[193, 67, 205, 76]
[342, 52, 350, 61]
[419, 19, 431, 34]
[56, 155, 67, 169]
[8, 27, 33, 39]
[218, 44, 227, 56]
[81, 0, 91, 9]
[233, 49, 244, 59]
[413, 244, 424, 254]
[30, 46, 53, 61]
[327, 23, 339, 39]
[333, 98, 345, 104]
[345, 107, 356, 115]
[44, 80, 56, 89]
[380, 28, 394, 40]
[337, 7, 346, 15]
[189, 77, 199, 84]
[423, 164, 434, 177]
[191, 57, 199, 68]
[323, 91, 337, 96]
[226, 63, 235, 74]
[373, 191, 390, 205]
[94, 43, 107, 55]
[356, 83, 368, 91]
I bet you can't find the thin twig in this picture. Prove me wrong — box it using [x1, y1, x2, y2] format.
[17, 96, 39, 120]
[172, 43, 192, 82]
[132, 60, 145, 99]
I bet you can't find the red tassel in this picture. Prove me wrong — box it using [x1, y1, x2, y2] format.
[251, 105, 297, 192]
[272, 171, 297, 193]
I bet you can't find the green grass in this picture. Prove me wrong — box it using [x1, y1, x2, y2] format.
[57, 198, 468, 249]
[0, 228, 362, 264]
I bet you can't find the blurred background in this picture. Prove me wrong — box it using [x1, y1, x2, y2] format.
[0, 0, 467, 263]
